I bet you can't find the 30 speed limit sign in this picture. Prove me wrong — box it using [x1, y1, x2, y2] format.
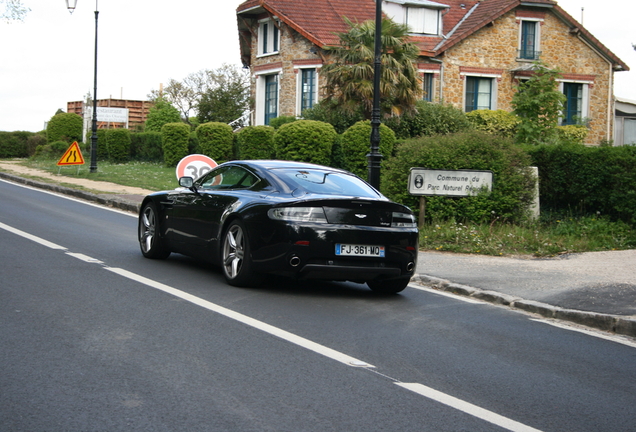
[175, 154, 217, 180]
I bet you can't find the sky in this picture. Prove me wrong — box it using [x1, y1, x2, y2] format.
[1, 0, 634, 132]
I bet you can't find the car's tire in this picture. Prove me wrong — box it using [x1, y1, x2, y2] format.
[221, 220, 261, 287]
[138, 202, 170, 259]
[367, 277, 410, 294]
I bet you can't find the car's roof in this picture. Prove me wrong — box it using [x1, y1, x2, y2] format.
[230, 160, 347, 173]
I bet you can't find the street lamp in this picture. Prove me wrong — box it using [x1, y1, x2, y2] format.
[66, 0, 99, 173]
[367, 0, 382, 189]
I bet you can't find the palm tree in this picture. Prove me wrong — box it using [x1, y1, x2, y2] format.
[321, 17, 421, 119]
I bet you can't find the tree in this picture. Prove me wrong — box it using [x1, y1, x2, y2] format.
[321, 17, 421, 119]
[1, 0, 29, 22]
[197, 65, 250, 126]
[149, 65, 249, 127]
[511, 61, 566, 145]
[145, 98, 181, 132]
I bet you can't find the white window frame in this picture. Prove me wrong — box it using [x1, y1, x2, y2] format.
[461, 73, 500, 112]
[517, 18, 542, 61]
[557, 80, 590, 125]
[257, 17, 280, 57]
[294, 65, 321, 115]
[383, 1, 442, 35]
[254, 67, 282, 126]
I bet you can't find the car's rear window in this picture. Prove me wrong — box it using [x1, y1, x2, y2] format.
[276, 169, 381, 198]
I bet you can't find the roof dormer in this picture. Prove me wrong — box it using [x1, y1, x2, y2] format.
[383, 0, 449, 36]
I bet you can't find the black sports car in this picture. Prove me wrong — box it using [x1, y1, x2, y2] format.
[138, 160, 418, 294]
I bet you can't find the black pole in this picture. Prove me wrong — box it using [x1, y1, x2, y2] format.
[367, 0, 382, 189]
[89, 6, 99, 173]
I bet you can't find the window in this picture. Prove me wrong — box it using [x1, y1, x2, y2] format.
[406, 7, 439, 35]
[423, 73, 434, 102]
[264, 75, 278, 125]
[258, 18, 279, 56]
[198, 166, 259, 190]
[300, 69, 317, 113]
[519, 21, 538, 59]
[562, 82, 583, 125]
[465, 77, 493, 112]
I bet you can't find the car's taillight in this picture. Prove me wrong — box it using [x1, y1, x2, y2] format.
[391, 212, 417, 228]
[268, 207, 328, 222]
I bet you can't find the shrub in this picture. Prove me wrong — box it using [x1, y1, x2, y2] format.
[145, 98, 181, 132]
[274, 120, 337, 166]
[383, 101, 472, 139]
[196, 122, 234, 162]
[382, 131, 536, 224]
[46, 112, 83, 144]
[0, 131, 32, 157]
[527, 144, 636, 225]
[269, 116, 298, 129]
[105, 128, 131, 163]
[555, 124, 588, 145]
[161, 122, 190, 167]
[301, 99, 365, 134]
[131, 132, 163, 162]
[340, 120, 396, 178]
[235, 126, 275, 160]
[465, 109, 520, 138]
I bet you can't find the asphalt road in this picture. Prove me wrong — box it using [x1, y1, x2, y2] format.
[1, 179, 636, 432]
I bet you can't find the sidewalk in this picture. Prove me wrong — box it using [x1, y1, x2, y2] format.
[1, 161, 635, 338]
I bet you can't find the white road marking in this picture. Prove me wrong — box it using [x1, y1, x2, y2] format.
[0, 219, 546, 431]
[0, 178, 137, 217]
[396, 383, 543, 432]
[0, 221, 67, 250]
[408, 283, 484, 304]
[105, 266, 375, 368]
[531, 319, 636, 349]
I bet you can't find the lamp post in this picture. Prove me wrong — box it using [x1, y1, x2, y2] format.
[66, 0, 99, 173]
[367, 0, 382, 189]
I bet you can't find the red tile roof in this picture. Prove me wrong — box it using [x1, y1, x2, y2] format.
[237, 0, 628, 71]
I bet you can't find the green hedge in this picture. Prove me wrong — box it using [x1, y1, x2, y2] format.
[235, 125, 275, 160]
[527, 144, 636, 224]
[340, 120, 396, 178]
[274, 120, 337, 166]
[465, 109, 520, 138]
[47, 112, 83, 144]
[382, 131, 536, 223]
[196, 122, 234, 162]
[0, 131, 33, 157]
[161, 123, 190, 167]
[383, 101, 473, 139]
[131, 132, 163, 162]
[105, 128, 131, 163]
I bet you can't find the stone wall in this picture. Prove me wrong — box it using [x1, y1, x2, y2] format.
[440, 9, 614, 145]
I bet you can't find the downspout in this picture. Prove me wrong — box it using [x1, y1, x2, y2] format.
[429, 57, 444, 101]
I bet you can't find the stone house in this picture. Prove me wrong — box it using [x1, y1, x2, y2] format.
[236, 0, 628, 145]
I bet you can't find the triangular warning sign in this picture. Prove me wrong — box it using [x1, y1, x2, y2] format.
[57, 141, 85, 166]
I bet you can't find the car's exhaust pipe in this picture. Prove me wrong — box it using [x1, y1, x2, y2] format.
[406, 262, 414, 272]
[289, 256, 301, 267]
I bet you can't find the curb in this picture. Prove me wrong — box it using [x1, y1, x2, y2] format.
[0, 171, 141, 214]
[411, 274, 636, 338]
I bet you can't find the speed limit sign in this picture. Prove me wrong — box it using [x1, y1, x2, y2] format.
[176, 154, 217, 180]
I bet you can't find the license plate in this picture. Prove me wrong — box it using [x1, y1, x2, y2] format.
[335, 244, 385, 257]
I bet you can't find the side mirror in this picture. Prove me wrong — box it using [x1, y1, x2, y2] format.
[179, 176, 194, 189]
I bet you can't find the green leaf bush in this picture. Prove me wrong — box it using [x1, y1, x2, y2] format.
[274, 120, 337, 166]
[235, 126, 275, 160]
[465, 109, 520, 138]
[130, 132, 163, 162]
[340, 120, 396, 178]
[383, 101, 472, 139]
[104, 128, 131, 163]
[0, 131, 33, 157]
[46, 112, 83, 144]
[196, 122, 234, 162]
[382, 131, 536, 223]
[161, 122, 190, 167]
[527, 144, 636, 225]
